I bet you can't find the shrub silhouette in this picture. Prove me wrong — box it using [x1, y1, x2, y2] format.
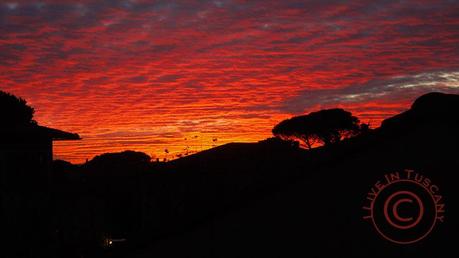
[272, 108, 360, 149]
[85, 150, 151, 176]
[0, 90, 36, 126]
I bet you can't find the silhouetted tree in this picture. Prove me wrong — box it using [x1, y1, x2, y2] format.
[85, 150, 151, 176]
[359, 122, 370, 134]
[272, 108, 360, 149]
[0, 90, 36, 126]
[81, 151, 153, 242]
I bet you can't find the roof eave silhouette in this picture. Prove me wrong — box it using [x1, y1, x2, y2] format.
[39, 126, 81, 141]
[0, 125, 81, 141]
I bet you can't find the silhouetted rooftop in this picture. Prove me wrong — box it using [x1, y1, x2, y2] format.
[0, 125, 81, 141]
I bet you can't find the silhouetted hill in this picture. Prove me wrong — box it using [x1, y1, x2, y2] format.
[381, 92, 459, 131]
[132, 92, 459, 258]
[48, 92, 459, 258]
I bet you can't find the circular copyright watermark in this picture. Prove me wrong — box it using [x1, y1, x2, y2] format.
[362, 169, 445, 244]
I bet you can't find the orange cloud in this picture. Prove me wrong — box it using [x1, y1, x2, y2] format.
[1, 1, 458, 162]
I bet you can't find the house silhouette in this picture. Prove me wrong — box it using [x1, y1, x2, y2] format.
[0, 124, 80, 257]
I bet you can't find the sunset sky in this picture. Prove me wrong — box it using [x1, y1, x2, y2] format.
[1, 0, 459, 163]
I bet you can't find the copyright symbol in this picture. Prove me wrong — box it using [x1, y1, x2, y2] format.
[383, 191, 424, 230]
[369, 180, 438, 244]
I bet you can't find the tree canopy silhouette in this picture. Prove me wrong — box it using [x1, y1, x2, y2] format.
[272, 108, 361, 149]
[0, 90, 36, 126]
[85, 150, 152, 177]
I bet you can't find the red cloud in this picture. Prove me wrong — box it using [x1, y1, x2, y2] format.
[1, 1, 458, 162]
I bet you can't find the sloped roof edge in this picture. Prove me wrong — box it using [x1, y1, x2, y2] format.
[38, 126, 81, 141]
[0, 125, 81, 141]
